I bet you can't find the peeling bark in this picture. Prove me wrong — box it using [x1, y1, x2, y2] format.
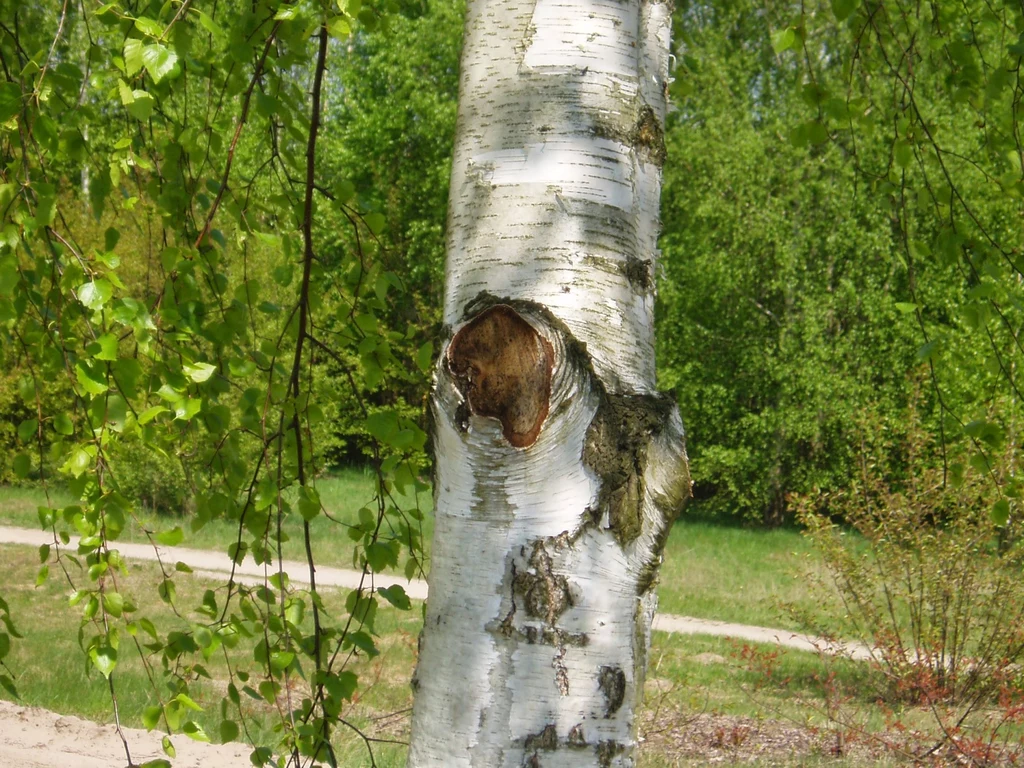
[407, 0, 689, 765]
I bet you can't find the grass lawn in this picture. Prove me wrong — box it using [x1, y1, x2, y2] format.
[1, 522, 1016, 766]
[0, 542, 902, 767]
[0, 475, 824, 634]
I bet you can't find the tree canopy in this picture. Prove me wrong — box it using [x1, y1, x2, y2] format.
[1, 0, 1024, 762]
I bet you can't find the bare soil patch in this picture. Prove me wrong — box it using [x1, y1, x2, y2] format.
[0, 699, 250, 768]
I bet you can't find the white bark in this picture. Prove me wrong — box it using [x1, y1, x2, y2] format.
[408, 1, 688, 766]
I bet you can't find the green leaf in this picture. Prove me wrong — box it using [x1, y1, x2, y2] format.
[328, 16, 351, 38]
[196, 11, 225, 40]
[365, 212, 386, 235]
[416, 341, 433, 373]
[365, 411, 399, 444]
[126, 91, 155, 120]
[894, 302, 918, 314]
[219, 720, 239, 743]
[324, 670, 358, 701]
[89, 333, 119, 361]
[771, 27, 796, 54]
[17, 377, 34, 402]
[124, 38, 145, 76]
[377, 584, 411, 610]
[269, 650, 294, 672]
[79, 279, 113, 310]
[992, 499, 1010, 526]
[156, 527, 183, 547]
[174, 398, 202, 421]
[89, 644, 118, 678]
[142, 705, 162, 731]
[12, 452, 31, 478]
[53, 412, 74, 436]
[805, 121, 829, 145]
[65, 446, 93, 477]
[0, 633, 9, 660]
[298, 486, 321, 522]
[158, 578, 176, 605]
[831, 0, 858, 21]
[175, 692, 203, 711]
[894, 139, 913, 169]
[103, 591, 125, 618]
[272, 264, 293, 287]
[162, 736, 175, 758]
[139, 405, 167, 424]
[0, 82, 22, 123]
[141, 43, 178, 82]
[916, 339, 939, 362]
[366, 541, 398, 572]
[0, 674, 17, 698]
[184, 362, 217, 383]
[75, 363, 108, 395]
[134, 16, 164, 37]
[17, 419, 37, 443]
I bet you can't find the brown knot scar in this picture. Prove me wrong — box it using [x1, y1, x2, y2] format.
[447, 305, 554, 448]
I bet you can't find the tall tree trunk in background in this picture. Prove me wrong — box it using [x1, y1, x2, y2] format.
[408, 1, 689, 765]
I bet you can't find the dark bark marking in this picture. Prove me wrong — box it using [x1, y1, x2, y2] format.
[568, 723, 586, 747]
[513, 539, 572, 624]
[553, 646, 570, 695]
[521, 625, 588, 647]
[447, 304, 553, 448]
[598, 665, 626, 718]
[630, 104, 667, 166]
[597, 740, 626, 767]
[524, 724, 558, 752]
[622, 255, 652, 293]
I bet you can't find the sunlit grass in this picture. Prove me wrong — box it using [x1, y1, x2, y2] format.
[657, 518, 829, 631]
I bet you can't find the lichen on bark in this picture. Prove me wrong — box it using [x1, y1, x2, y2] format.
[582, 392, 676, 546]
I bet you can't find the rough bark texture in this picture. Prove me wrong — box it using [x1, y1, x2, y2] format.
[407, 1, 689, 766]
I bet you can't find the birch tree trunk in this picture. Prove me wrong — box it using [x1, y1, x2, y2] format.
[407, 1, 689, 765]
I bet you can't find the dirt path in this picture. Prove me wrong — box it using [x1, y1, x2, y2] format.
[0, 524, 867, 655]
[0, 524, 869, 766]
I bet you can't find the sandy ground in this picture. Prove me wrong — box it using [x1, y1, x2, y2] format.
[0, 525, 869, 766]
[0, 699, 250, 767]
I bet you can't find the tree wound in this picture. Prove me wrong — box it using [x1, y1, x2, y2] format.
[447, 305, 554, 448]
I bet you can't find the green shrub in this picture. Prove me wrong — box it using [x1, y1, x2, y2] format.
[794, 414, 1024, 761]
[106, 438, 192, 517]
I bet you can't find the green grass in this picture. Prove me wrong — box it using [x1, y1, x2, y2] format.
[3, 528, 1011, 767]
[0, 539, 879, 766]
[658, 518, 829, 631]
[0, 534, 917, 767]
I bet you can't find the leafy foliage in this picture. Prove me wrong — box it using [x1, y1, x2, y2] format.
[661, 0, 922, 522]
[776, 0, 1024, 521]
[0, 0, 430, 763]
